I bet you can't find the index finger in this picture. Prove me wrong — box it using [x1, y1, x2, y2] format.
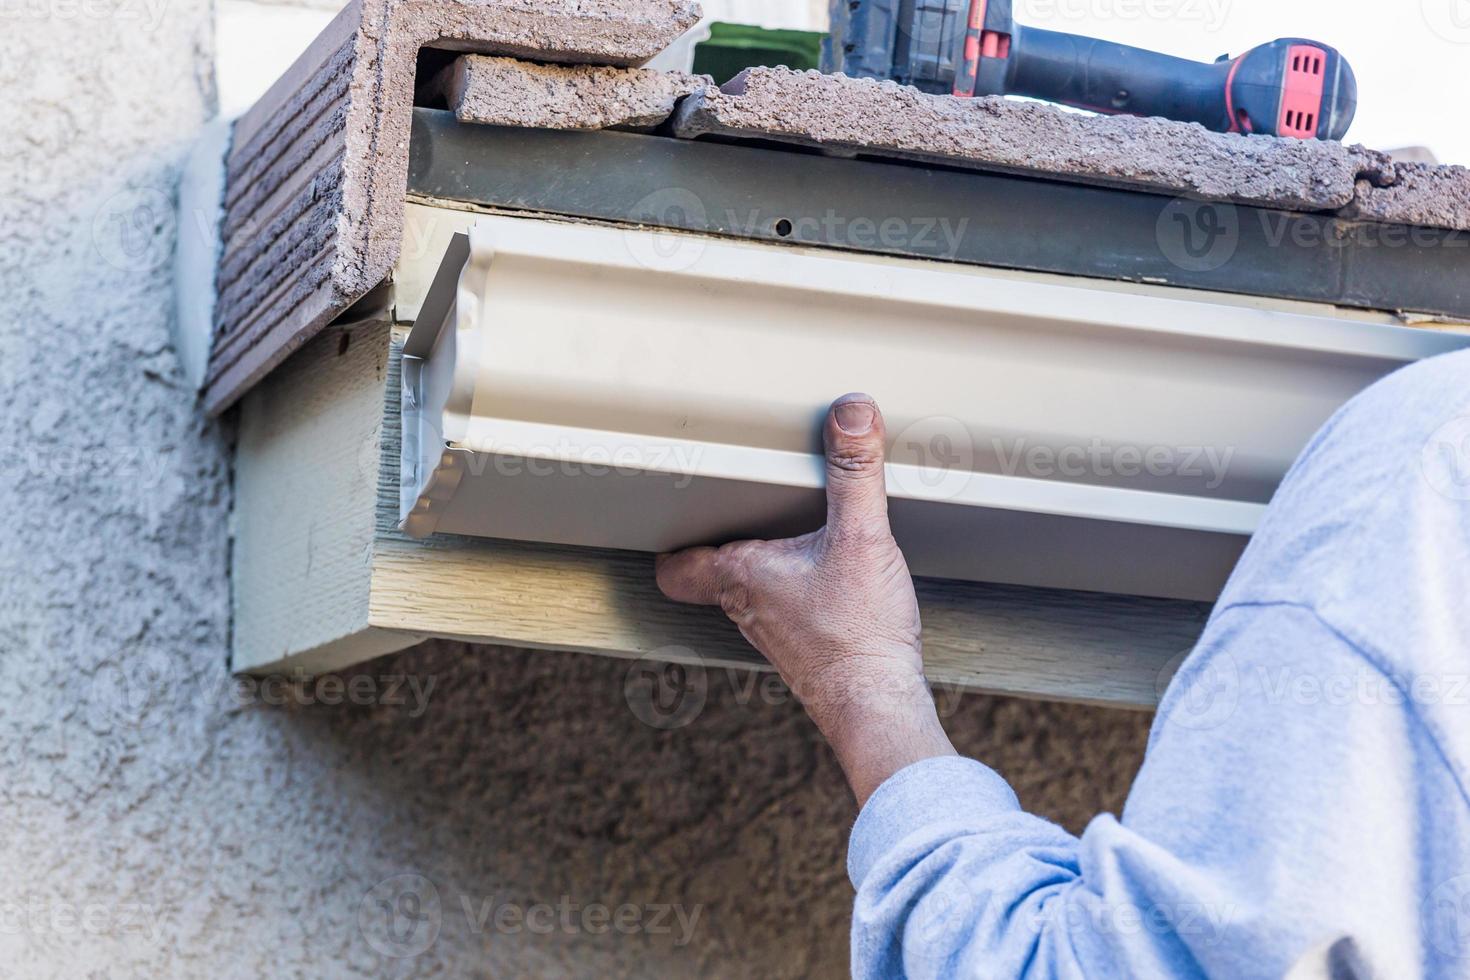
[655, 547, 731, 606]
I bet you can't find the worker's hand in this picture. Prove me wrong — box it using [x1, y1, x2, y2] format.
[656, 394, 956, 805]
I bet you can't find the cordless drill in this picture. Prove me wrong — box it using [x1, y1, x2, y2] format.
[824, 0, 1358, 140]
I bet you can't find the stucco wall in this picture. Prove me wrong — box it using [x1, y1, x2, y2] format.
[0, 2, 1152, 976]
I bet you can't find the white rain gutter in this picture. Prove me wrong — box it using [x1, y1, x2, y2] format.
[399, 215, 1470, 602]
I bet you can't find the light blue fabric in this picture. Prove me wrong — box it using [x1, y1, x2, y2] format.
[849, 350, 1470, 979]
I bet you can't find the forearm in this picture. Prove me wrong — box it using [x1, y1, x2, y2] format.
[806, 666, 957, 807]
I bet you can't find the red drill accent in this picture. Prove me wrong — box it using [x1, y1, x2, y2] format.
[953, 0, 1011, 98]
[1223, 55, 1244, 133]
[1279, 44, 1327, 139]
[954, 0, 987, 96]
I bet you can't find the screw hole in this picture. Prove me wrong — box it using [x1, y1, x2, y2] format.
[774, 218, 793, 237]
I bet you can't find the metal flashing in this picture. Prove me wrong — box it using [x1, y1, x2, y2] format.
[407, 110, 1470, 323]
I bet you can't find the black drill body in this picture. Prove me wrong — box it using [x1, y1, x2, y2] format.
[824, 0, 1358, 140]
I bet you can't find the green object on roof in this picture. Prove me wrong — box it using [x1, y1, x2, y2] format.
[693, 23, 826, 86]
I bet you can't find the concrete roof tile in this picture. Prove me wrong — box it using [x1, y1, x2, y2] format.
[441, 55, 711, 131]
[672, 67, 1395, 215]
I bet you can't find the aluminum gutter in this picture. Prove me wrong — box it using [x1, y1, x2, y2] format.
[399, 215, 1470, 602]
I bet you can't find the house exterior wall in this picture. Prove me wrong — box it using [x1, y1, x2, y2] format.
[0, 2, 1150, 976]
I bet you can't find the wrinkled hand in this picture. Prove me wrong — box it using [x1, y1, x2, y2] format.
[656, 394, 956, 805]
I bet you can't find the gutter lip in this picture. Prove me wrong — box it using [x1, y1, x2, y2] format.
[442, 418, 1266, 537]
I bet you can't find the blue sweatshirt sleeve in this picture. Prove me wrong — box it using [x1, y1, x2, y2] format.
[849, 603, 1466, 980]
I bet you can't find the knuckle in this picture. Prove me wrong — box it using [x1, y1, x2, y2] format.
[715, 540, 758, 576]
[826, 444, 883, 473]
[713, 542, 769, 621]
[718, 581, 755, 621]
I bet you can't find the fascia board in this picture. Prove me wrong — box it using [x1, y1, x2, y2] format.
[400, 215, 1470, 601]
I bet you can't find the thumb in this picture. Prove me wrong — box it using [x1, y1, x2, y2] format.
[823, 393, 890, 537]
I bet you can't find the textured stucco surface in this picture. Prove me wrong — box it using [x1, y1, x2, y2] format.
[0, 2, 1153, 975]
